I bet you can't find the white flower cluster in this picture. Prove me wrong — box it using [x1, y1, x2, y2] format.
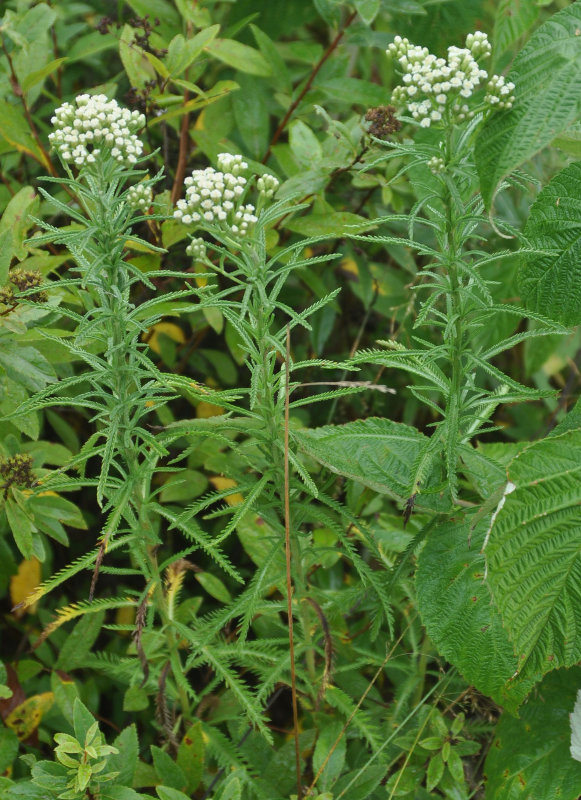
[428, 155, 445, 174]
[174, 153, 280, 239]
[485, 74, 515, 109]
[49, 94, 145, 167]
[257, 174, 279, 199]
[185, 238, 206, 259]
[387, 32, 514, 128]
[127, 183, 153, 211]
[216, 152, 247, 176]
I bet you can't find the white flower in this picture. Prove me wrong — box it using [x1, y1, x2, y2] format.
[49, 94, 145, 168]
[127, 183, 153, 211]
[257, 173, 279, 199]
[186, 237, 206, 259]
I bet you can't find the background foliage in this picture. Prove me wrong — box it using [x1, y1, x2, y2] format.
[1, 1, 581, 799]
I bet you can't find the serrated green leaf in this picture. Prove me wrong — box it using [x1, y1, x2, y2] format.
[518, 160, 581, 325]
[294, 418, 451, 513]
[416, 514, 533, 713]
[493, 0, 539, 67]
[176, 722, 204, 793]
[476, 3, 581, 209]
[313, 721, 345, 791]
[485, 429, 581, 684]
[485, 668, 581, 799]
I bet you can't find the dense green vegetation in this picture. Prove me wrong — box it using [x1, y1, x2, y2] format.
[1, 1, 581, 798]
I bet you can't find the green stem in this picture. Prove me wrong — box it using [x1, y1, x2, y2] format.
[250, 257, 317, 684]
[92, 171, 191, 723]
[442, 130, 465, 484]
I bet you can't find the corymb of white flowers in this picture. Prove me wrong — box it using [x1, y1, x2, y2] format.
[49, 94, 145, 167]
[174, 153, 280, 240]
[387, 31, 515, 128]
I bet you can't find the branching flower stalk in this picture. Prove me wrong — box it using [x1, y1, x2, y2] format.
[13, 94, 201, 725]
[351, 31, 563, 506]
[170, 155, 394, 741]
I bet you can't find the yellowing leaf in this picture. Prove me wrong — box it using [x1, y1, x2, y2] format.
[196, 400, 224, 418]
[10, 558, 41, 618]
[145, 322, 186, 354]
[115, 605, 136, 634]
[209, 476, 244, 505]
[340, 257, 358, 279]
[5, 692, 54, 740]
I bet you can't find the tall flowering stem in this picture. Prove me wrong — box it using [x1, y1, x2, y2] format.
[351, 31, 559, 507]
[29, 93, 197, 724]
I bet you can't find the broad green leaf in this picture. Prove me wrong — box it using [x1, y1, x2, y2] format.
[232, 74, 270, 159]
[250, 25, 291, 92]
[571, 689, 581, 762]
[152, 746, 187, 791]
[312, 721, 346, 791]
[476, 3, 581, 209]
[103, 788, 145, 800]
[0, 344, 56, 392]
[284, 212, 376, 237]
[492, 0, 539, 68]
[0, 725, 19, 773]
[123, 686, 149, 712]
[0, 101, 48, 168]
[156, 788, 191, 800]
[195, 571, 232, 604]
[13, 4, 56, 44]
[55, 611, 104, 670]
[294, 418, 451, 512]
[416, 515, 533, 713]
[0, 186, 39, 260]
[485, 428, 581, 684]
[485, 668, 581, 799]
[319, 77, 386, 108]
[518, 161, 581, 325]
[5, 500, 34, 560]
[21, 58, 67, 92]
[166, 26, 220, 77]
[355, 0, 380, 25]
[314, 0, 341, 26]
[206, 39, 272, 76]
[159, 469, 207, 503]
[289, 120, 322, 168]
[0, 230, 12, 285]
[553, 126, 581, 157]
[119, 26, 155, 90]
[72, 698, 96, 745]
[176, 722, 204, 793]
[67, 32, 118, 62]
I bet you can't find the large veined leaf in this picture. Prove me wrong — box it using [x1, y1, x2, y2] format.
[484, 668, 581, 800]
[492, 0, 539, 69]
[518, 161, 581, 325]
[476, 3, 581, 209]
[416, 515, 535, 713]
[485, 428, 581, 685]
[294, 418, 451, 513]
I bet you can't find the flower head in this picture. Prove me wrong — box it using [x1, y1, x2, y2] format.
[49, 94, 145, 168]
[174, 153, 271, 239]
[387, 31, 513, 128]
[127, 183, 153, 211]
